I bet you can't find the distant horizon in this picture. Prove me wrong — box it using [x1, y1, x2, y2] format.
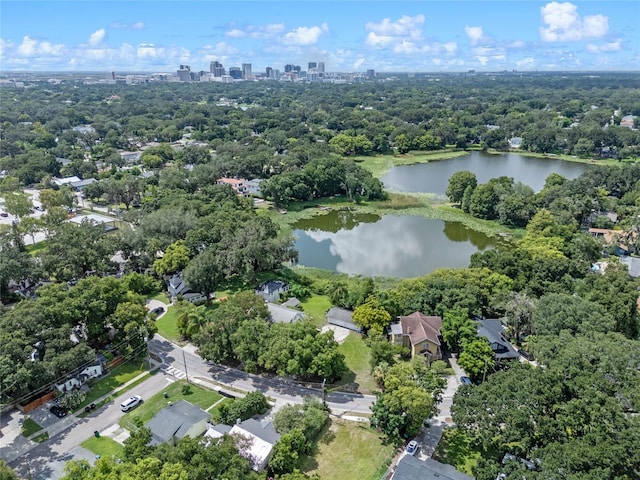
[1, 1, 638, 72]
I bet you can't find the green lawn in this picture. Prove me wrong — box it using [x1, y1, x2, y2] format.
[155, 305, 181, 342]
[301, 295, 332, 327]
[302, 418, 395, 480]
[25, 241, 48, 256]
[119, 380, 221, 428]
[81, 436, 125, 458]
[149, 292, 170, 305]
[21, 418, 43, 437]
[79, 360, 148, 409]
[335, 333, 378, 394]
[432, 428, 485, 476]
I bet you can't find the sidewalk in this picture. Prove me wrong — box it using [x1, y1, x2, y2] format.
[0, 363, 160, 464]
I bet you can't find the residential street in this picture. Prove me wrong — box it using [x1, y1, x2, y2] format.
[149, 335, 377, 415]
[7, 372, 172, 480]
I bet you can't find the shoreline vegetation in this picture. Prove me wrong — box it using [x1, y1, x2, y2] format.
[269, 146, 632, 253]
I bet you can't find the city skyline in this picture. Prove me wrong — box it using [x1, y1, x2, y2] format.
[0, 1, 638, 73]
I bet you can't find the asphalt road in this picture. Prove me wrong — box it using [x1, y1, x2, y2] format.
[149, 335, 377, 415]
[9, 373, 172, 480]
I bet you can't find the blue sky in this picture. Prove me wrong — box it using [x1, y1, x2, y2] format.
[1, 1, 638, 72]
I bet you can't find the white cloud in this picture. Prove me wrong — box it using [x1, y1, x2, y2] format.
[226, 23, 286, 40]
[353, 57, 364, 69]
[88, 29, 106, 47]
[464, 26, 484, 45]
[226, 29, 246, 38]
[283, 23, 328, 45]
[516, 57, 536, 69]
[365, 15, 424, 48]
[16, 36, 64, 57]
[540, 2, 609, 42]
[110, 21, 145, 30]
[508, 40, 526, 48]
[198, 42, 238, 56]
[136, 43, 190, 63]
[0, 38, 15, 56]
[587, 39, 622, 53]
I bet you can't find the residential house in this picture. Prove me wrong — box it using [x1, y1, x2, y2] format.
[619, 256, 640, 277]
[167, 272, 207, 304]
[146, 400, 210, 446]
[326, 306, 362, 333]
[69, 213, 117, 232]
[389, 312, 443, 361]
[588, 227, 636, 256]
[246, 179, 264, 197]
[119, 151, 142, 165]
[69, 178, 97, 192]
[281, 297, 301, 308]
[476, 319, 519, 362]
[267, 302, 305, 324]
[217, 177, 249, 196]
[391, 455, 473, 480]
[206, 418, 280, 472]
[255, 280, 290, 302]
[55, 157, 73, 167]
[52, 176, 81, 187]
[508, 137, 522, 149]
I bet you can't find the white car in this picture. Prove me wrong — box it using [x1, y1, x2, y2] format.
[405, 440, 418, 456]
[120, 395, 142, 412]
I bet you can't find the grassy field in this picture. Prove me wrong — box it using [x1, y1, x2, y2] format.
[21, 418, 43, 437]
[119, 380, 221, 428]
[81, 436, 125, 458]
[80, 360, 148, 409]
[155, 305, 182, 342]
[353, 150, 470, 178]
[335, 333, 377, 394]
[432, 428, 485, 476]
[302, 418, 396, 480]
[301, 295, 332, 327]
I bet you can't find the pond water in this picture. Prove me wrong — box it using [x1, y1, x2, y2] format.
[381, 151, 593, 195]
[293, 210, 500, 278]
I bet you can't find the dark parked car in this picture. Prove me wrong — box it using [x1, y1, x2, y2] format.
[460, 376, 473, 385]
[150, 306, 165, 316]
[518, 349, 532, 361]
[50, 405, 68, 418]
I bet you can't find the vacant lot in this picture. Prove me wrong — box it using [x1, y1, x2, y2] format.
[302, 418, 395, 480]
[335, 333, 377, 394]
[432, 427, 484, 475]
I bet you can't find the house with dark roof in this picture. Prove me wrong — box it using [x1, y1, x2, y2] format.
[476, 319, 519, 362]
[391, 455, 474, 480]
[255, 280, 289, 302]
[389, 312, 443, 361]
[167, 273, 207, 304]
[326, 306, 361, 333]
[146, 400, 210, 446]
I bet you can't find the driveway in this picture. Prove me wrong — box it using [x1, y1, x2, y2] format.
[416, 354, 467, 460]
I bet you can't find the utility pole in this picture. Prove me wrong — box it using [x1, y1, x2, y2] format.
[182, 349, 190, 384]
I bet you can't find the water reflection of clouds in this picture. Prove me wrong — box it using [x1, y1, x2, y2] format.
[305, 217, 424, 277]
[300, 215, 492, 277]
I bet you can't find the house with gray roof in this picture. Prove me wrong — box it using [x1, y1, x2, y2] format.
[146, 400, 210, 446]
[392, 455, 474, 480]
[327, 306, 361, 333]
[476, 319, 519, 362]
[267, 302, 305, 324]
[167, 272, 207, 304]
[255, 280, 289, 302]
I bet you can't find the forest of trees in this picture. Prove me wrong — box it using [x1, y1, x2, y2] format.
[1, 74, 639, 480]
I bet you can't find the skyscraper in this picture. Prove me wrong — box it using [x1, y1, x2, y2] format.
[308, 62, 317, 70]
[177, 65, 191, 82]
[228, 67, 242, 80]
[317, 62, 325, 73]
[242, 63, 252, 80]
[210, 61, 224, 77]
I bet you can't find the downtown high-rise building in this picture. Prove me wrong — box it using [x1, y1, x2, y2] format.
[210, 61, 225, 77]
[242, 63, 252, 79]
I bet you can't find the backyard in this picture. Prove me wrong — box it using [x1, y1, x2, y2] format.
[432, 427, 485, 476]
